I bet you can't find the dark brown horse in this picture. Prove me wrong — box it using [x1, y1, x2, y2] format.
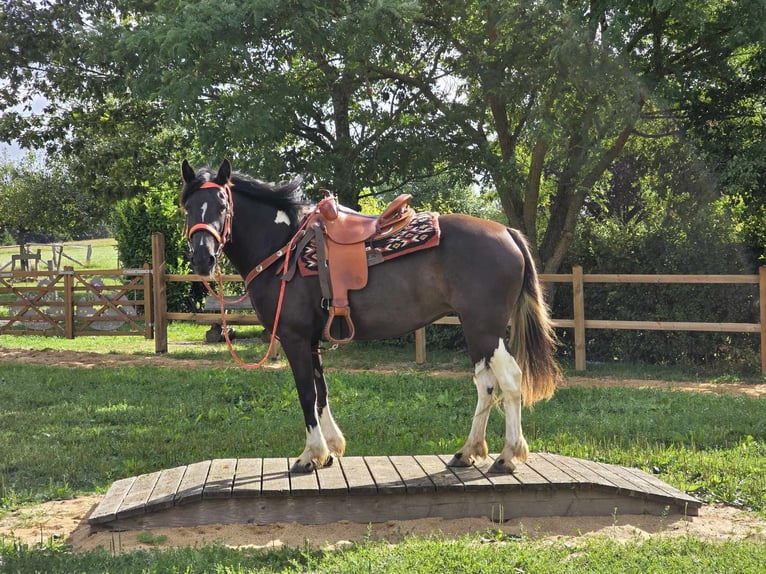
[180, 159, 560, 474]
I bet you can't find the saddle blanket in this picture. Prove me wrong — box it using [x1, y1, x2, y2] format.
[298, 211, 441, 277]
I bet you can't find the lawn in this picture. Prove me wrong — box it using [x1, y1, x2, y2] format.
[0, 345, 765, 571]
[1, 237, 765, 570]
[0, 238, 119, 271]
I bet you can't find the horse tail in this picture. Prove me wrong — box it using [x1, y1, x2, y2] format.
[506, 228, 561, 405]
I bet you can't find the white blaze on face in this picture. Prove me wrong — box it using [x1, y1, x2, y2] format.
[274, 210, 291, 225]
[199, 202, 209, 247]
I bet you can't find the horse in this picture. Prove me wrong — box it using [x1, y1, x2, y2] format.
[180, 159, 560, 474]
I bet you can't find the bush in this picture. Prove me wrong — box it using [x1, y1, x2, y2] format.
[552, 203, 760, 371]
[112, 184, 199, 312]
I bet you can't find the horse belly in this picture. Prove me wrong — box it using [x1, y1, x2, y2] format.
[346, 251, 451, 340]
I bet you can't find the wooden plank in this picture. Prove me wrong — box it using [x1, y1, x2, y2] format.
[175, 460, 211, 505]
[525, 453, 580, 486]
[486, 454, 548, 488]
[146, 465, 186, 512]
[232, 458, 263, 497]
[620, 466, 701, 510]
[261, 457, 290, 496]
[338, 456, 378, 495]
[413, 455, 464, 492]
[364, 456, 405, 494]
[117, 470, 161, 518]
[585, 460, 644, 494]
[437, 454, 494, 492]
[316, 458, 349, 495]
[389, 455, 436, 494]
[288, 458, 320, 495]
[543, 454, 618, 489]
[583, 320, 760, 333]
[203, 458, 237, 499]
[88, 476, 135, 524]
[479, 458, 523, 491]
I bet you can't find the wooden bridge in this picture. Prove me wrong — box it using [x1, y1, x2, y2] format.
[88, 453, 701, 531]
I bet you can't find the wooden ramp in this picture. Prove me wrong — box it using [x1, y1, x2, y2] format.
[88, 453, 701, 531]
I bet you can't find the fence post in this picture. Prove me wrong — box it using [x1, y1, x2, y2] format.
[573, 265, 586, 371]
[63, 266, 74, 339]
[143, 263, 153, 339]
[415, 327, 427, 364]
[152, 232, 168, 353]
[760, 267, 766, 374]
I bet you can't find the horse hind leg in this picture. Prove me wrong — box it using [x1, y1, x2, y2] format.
[488, 339, 529, 474]
[447, 359, 496, 468]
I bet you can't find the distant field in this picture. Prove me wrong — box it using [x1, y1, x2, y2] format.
[0, 238, 119, 271]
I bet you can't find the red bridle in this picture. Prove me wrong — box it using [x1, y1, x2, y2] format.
[184, 181, 234, 257]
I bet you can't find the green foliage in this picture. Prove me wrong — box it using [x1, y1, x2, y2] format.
[0, 153, 108, 243]
[1, 0, 765, 278]
[555, 197, 757, 368]
[112, 184, 195, 311]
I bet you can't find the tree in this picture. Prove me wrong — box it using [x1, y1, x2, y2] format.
[0, 153, 108, 251]
[2, 1, 764, 273]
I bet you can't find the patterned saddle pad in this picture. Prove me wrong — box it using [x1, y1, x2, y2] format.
[298, 211, 441, 277]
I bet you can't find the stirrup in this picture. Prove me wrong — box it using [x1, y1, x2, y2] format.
[324, 306, 355, 345]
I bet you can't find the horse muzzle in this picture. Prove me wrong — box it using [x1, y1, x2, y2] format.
[188, 231, 221, 277]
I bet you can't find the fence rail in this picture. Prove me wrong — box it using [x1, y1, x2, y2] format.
[0, 267, 152, 338]
[149, 233, 766, 373]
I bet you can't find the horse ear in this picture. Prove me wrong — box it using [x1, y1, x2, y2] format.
[181, 159, 196, 184]
[216, 159, 232, 184]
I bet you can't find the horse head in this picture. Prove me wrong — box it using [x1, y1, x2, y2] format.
[181, 159, 234, 276]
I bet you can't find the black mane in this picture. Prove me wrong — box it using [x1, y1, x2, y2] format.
[182, 167, 307, 226]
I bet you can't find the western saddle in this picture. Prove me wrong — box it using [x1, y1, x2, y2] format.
[297, 192, 415, 344]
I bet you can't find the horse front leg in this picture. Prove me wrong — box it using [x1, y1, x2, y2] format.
[312, 346, 346, 460]
[281, 337, 331, 473]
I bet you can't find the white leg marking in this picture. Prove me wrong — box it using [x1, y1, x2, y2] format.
[319, 404, 346, 458]
[274, 210, 291, 225]
[489, 339, 528, 464]
[463, 361, 495, 459]
[298, 413, 330, 470]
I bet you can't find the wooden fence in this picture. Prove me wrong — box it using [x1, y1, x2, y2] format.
[2, 233, 764, 373]
[0, 267, 152, 338]
[149, 233, 766, 373]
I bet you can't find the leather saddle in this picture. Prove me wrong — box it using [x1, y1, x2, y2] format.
[301, 193, 414, 344]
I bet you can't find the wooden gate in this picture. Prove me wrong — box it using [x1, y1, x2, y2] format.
[0, 267, 152, 338]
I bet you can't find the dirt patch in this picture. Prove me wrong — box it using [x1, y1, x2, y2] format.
[1, 496, 764, 554]
[3, 346, 765, 398]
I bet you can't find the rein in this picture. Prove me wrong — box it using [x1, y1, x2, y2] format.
[190, 186, 333, 369]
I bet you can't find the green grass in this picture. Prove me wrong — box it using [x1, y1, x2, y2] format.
[0, 358, 764, 571]
[2, 531, 766, 573]
[0, 238, 119, 271]
[0, 364, 764, 513]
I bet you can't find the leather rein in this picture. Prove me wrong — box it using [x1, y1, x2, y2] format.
[183, 180, 327, 368]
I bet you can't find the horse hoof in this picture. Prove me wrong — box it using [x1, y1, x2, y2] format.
[489, 457, 516, 474]
[290, 459, 316, 473]
[446, 452, 473, 468]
